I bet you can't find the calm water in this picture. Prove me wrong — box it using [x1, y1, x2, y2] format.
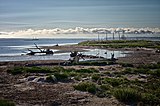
[0, 38, 85, 56]
[0, 37, 159, 62]
[0, 38, 131, 62]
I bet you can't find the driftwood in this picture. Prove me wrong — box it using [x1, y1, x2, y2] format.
[26, 43, 53, 55]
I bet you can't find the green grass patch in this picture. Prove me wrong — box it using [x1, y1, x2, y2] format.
[0, 100, 15, 106]
[76, 68, 98, 73]
[8, 66, 52, 75]
[73, 61, 116, 66]
[78, 40, 160, 49]
[113, 88, 141, 104]
[73, 82, 97, 94]
[53, 73, 69, 81]
[120, 63, 134, 67]
[102, 78, 129, 87]
[46, 75, 57, 83]
[91, 74, 101, 82]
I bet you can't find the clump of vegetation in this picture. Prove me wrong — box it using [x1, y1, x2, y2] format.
[54, 73, 69, 81]
[95, 84, 112, 98]
[73, 82, 97, 94]
[121, 68, 151, 75]
[7, 67, 24, 75]
[7, 63, 160, 105]
[0, 99, 15, 106]
[141, 93, 160, 105]
[25, 67, 52, 73]
[113, 88, 141, 104]
[91, 74, 100, 82]
[137, 63, 160, 69]
[76, 68, 98, 73]
[78, 40, 160, 49]
[120, 63, 134, 67]
[46, 75, 57, 83]
[8, 66, 52, 75]
[150, 69, 160, 77]
[73, 61, 116, 66]
[102, 78, 129, 87]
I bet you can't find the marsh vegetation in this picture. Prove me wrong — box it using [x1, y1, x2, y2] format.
[7, 62, 160, 105]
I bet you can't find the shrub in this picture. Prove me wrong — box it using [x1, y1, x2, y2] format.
[8, 66, 53, 75]
[64, 68, 75, 73]
[74, 61, 114, 66]
[51, 67, 65, 73]
[113, 88, 141, 104]
[138, 63, 160, 69]
[68, 72, 78, 77]
[102, 78, 129, 87]
[74, 75, 81, 81]
[141, 93, 160, 105]
[54, 73, 68, 81]
[7, 67, 24, 75]
[76, 68, 98, 73]
[120, 63, 134, 67]
[46, 75, 57, 83]
[122, 68, 134, 74]
[73, 82, 96, 94]
[150, 69, 160, 77]
[96, 91, 110, 98]
[0, 99, 15, 106]
[134, 68, 150, 74]
[100, 84, 111, 91]
[122, 68, 151, 75]
[91, 74, 100, 82]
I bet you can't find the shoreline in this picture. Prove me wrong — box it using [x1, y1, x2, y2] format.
[0, 40, 160, 106]
[0, 45, 159, 66]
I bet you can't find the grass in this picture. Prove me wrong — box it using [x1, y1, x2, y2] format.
[91, 74, 100, 82]
[78, 40, 160, 49]
[73, 61, 116, 66]
[141, 93, 160, 105]
[76, 68, 98, 73]
[0, 100, 15, 106]
[120, 63, 134, 67]
[102, 78, 129, 87]
[8, 66, 52, 75]
[7, 63, 160, 105]
[113, 88, 141, 104]
[53, 73, 69, 81]
[46, 75, 57, 83]
[73, 82, 97, 94]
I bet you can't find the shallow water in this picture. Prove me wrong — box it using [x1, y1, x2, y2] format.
[0, 38, 155, 62]
[0, 49, 130, 62]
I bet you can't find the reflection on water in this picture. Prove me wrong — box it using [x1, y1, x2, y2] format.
[83, 49, 128, 59]
[0, 49, 130, 62]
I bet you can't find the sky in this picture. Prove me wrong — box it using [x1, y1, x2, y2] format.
[0, 0, 160, 38]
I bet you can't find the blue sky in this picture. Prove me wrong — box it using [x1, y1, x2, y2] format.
[0, 0, 160, 31]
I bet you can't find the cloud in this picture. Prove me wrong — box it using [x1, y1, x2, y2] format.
[0, 27, 160, 38]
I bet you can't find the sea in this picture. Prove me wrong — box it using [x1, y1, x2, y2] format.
[0, 35, 160, 62]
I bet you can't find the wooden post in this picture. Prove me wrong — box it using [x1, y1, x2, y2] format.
[105, 31, 108, 41]
[113, 32, 115, 40]
[118, 32, 120, 40]
[98, 32, 100, 41]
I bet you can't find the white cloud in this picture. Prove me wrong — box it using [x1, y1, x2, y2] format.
[0, 27, 160, 38]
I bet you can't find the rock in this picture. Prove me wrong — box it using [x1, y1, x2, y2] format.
[51, 101, 61, 106]
[78, 99, 89, 103]
[69, 99, 78, 104]
[27, 76, 37, 81]
[37, 77, 46, 82]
